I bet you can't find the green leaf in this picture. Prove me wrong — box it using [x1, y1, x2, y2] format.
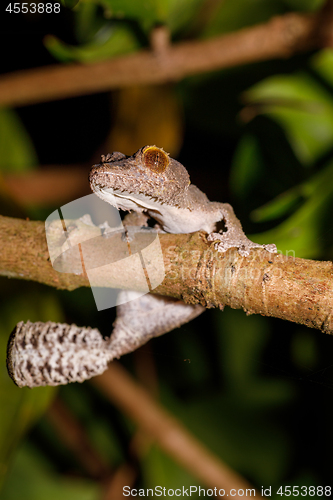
[99, 0, 168, 28]
[0, 109, 37, 173]
[0, 384, 55, 490]
[251, 188, 304, 222]
[1, 444, 100, 500]
[74, 1, 105, 43]
[203, 0, 284, 37]
[80, 0, 205, 34]
[49, 0, 210, 63]
[166, 0, 204, 34]
[244, 73, 333, 165]
[312, 48, 333, 87]
[0, 292, 63, 489]
[230, 134, 265, 199]
[45, 23, 139, 63]
[251, 159, 333, 258]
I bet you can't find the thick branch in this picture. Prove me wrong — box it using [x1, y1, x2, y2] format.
[0, 7, 332, 108]
[1, 214, 333, 335]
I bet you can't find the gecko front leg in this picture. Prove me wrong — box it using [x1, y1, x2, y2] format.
[207, 202, 277, 256]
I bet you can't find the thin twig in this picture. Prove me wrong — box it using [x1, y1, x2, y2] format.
[93, 362, 263, 498]
[0, 8, 331, 108]
[102, 463, 137, 500]
[47, 398, 110, 479]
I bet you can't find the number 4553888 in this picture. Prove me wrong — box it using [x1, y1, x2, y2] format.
[6, 3, 61, 13]
[276, 485, 331, 496]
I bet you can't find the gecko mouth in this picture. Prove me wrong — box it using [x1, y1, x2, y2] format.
[113, 189, 163, 210]
[91, 181, 165, 213]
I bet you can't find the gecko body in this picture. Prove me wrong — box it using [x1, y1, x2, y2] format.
[7, 146, 276, 388]
[90, 145, 276, 255]
[89, 146, 220, 234]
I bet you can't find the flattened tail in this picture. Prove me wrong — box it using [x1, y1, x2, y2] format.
[6, 321, 110, 388]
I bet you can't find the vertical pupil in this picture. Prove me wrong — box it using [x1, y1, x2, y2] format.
[153, 152, 159, 167]
[143, 147, 168, 172]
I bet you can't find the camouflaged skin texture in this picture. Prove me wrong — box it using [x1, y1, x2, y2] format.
[7, 321, 108, 387]
[7, 146, 276, 388]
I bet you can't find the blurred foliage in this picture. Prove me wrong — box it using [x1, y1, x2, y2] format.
[0, 286, 61, 490]
[107, 85, 183, 157]
[229, 49, 333, 257]
[2, 0, 333, 498]
[49, 0, 324, 62]
[0, 108, 60, 490]
[0, 109, 38, 173]
[1, 443, 100, 500]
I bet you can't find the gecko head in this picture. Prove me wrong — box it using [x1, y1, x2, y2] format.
[89, 146, 191, 211]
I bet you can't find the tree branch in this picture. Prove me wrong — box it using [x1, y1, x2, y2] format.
[2, 165, 89, 207]
[93, 362, 263, 499]
[1, 214, 333, 336]
[0, 5, 332, 108]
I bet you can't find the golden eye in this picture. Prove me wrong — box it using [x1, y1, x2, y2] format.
[142, 146, 169, 173]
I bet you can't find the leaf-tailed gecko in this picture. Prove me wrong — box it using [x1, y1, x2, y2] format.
[7, 146, 276, 388]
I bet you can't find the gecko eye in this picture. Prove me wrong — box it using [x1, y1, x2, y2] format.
[142, 146, 169, 173]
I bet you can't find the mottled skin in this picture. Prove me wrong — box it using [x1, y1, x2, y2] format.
[90, 145, 226, 234]
[90, 145, 277, 255]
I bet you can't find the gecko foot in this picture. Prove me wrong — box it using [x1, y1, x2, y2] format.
[207, 232, 277, 257]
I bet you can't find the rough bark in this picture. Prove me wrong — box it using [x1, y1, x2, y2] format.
[1, 214, 333, 335]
